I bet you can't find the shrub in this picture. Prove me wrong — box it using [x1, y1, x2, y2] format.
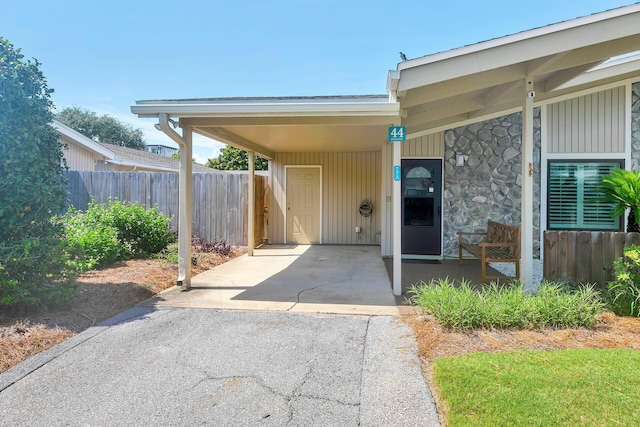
[95, 199, 174, 258]
[409, 278, 604, 329]
[0, 235, 78, 313]
[63, 199, 174, 267]
[63, 208, 121, 270]
[0, 38, 77, 313]
[608, 245, 640, 317]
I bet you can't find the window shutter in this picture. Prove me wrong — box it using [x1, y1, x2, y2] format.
[548, 161, 621, 230]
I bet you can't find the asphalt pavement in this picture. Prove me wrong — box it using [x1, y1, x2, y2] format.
[0, 306, 441, 426]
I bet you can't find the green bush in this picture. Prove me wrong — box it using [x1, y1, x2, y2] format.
[63, 199, 174, 267]
[0, 235, 78, 313]
[0, 38, 77, 313]
[608, 245, 640, 317]
[100, 199, 174, 258]
[63, 208, 121, 270]
[409, 278, 604, 329]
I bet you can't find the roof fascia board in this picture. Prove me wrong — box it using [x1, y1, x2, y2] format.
[131, 101, 399, 119]
[397, 7, 640, 92]
[186, 115, 398, 127]
[105, 159, 177, 172]
[398, 5, 640, 71]
[51, 120, 115, 158]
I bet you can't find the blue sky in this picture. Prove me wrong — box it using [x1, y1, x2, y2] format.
[2, 0, 635, 162]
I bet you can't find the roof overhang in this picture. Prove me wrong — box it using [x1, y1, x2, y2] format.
[390, 3, 640, 138]
[131, 96, 400, 159]
[131, 5, 640, 156]
[51, 120, 115, 159]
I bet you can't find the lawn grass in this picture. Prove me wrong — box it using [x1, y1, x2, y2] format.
[433, 348, 640, 427]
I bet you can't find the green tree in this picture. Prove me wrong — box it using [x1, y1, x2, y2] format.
[600, 168, 640, 232]
[205, 145, 268, 170]
[56, 106, 146, 150]
[0, 38, 76, 311]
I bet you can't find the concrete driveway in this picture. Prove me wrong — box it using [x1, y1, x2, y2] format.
[144, 245, 401, 315]
[1, 308, 440, 426]
[0, 245, 441, 426]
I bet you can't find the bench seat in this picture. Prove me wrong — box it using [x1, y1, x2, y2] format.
[457, 220, 521, 284]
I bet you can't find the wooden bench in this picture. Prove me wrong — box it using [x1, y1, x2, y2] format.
[458, 220, 521, 283]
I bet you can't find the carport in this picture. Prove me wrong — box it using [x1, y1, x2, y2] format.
[131, 4, 640, 294]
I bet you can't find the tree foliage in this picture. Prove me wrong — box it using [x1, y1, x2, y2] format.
[0, 38, 76, 312]
[0, 37, 68, 239]
[205, 145, 268, 171]
[56, 106, 146, 150]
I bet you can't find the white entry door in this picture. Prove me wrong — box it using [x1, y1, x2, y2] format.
[286, 167, 321, 244]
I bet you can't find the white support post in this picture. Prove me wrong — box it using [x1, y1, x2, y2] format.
[248, 151, 255, 256]
[178, 122, 193, 288]
[521, 77, 535, 291]
[157, 113, 193, 289]
[392, 141, 402, 296]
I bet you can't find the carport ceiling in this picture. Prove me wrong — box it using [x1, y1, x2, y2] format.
[195, 123, 392, 153]
[393, 4, 640, 137]
[132, 96, 400, 158]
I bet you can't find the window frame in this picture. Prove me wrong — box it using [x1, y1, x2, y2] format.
[547, 159, 624, 231]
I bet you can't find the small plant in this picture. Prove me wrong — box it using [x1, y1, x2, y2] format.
[608, 245, 640, 317]
[192, 235, 232, 257]
[600, 168, 640, 232]
[409, 278, 604, 329]
[63, 199, 175, 269]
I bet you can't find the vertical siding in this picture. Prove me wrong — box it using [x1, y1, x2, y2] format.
[62, 136, 100, 171]
[270, 152, 381, 245]
[402, 133, 444, 158]
[547, 87, 625, 153]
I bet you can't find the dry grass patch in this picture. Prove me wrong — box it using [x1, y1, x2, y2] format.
[0, 247, 245, 374]
[404, 311, 640, 362]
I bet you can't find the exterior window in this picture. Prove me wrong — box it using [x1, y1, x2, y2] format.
[548, 161, 622, 230]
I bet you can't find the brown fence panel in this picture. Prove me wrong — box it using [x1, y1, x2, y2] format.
[65, 171, 267, 247]
[544, 230, 640, 288]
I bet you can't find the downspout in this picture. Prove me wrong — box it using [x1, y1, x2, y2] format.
[158, 112, 193, 289]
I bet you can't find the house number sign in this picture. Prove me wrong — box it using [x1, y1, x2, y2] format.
[393, 166, 401, 181]
[388, 126, 406, 142]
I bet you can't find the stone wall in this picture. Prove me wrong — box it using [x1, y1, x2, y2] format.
[442, 110, 541, 258]
[632, 81, 640, 171]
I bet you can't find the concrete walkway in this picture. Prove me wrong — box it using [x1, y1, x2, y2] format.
[0, 245, 441, 426]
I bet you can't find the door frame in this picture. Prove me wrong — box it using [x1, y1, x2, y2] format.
[284, 165, 323, 244]
[401, 157, 444, 260]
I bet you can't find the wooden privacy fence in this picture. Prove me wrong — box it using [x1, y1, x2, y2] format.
[543, 230, 640, 288]
[65, 171, 267, 247]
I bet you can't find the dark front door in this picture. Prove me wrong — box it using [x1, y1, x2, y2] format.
[401, 159, 442, 256]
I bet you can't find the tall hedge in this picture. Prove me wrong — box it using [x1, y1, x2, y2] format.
[0, 38, 76, 312]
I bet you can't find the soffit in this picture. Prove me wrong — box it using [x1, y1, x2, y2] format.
[132, 97, 400, 158]
[395, 4, 640, 137]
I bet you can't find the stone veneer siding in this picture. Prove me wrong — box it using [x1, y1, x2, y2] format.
[632, 81, 640, 171]
[442, 109, 541, 258]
